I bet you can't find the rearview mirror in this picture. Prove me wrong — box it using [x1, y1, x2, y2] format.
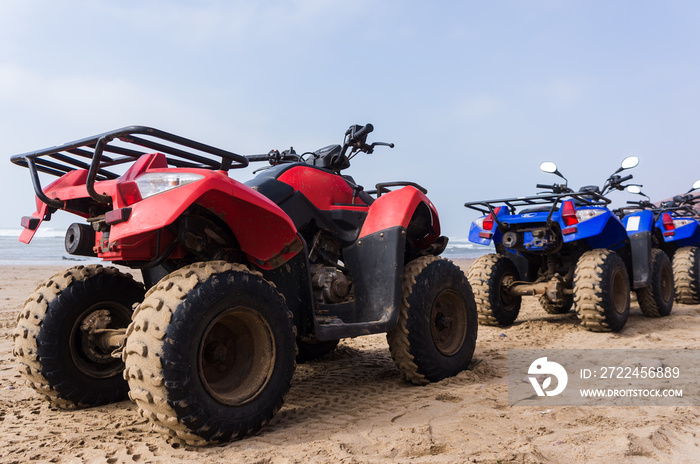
[626, 185, 642, 194]
[620, 156, 639, 170]
[692, 179, 700, 191]
[540, 161, 557, 173]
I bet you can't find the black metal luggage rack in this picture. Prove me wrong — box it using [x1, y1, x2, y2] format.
[669, 205, 700, 218]
[616, 203, 700, 219]
[11, 126, 250, 208]
[464, 191, 610, 228]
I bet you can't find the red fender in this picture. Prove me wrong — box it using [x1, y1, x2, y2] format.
[359, 186, 441, 245]
[108, 167, 301, 269]
[19, 169, 100, 243]
[21, 153, 301, 269]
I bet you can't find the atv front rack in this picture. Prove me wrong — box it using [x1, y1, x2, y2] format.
[464, 191, 610, 228]
[11, 126, 250, 208]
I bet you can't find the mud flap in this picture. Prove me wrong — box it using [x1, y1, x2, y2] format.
[629, 230, 651, 289]
[259, 237, 316, 338]
[314, 227, 405, 340]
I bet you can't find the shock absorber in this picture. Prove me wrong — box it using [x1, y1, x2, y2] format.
[546, 255, 557, 278]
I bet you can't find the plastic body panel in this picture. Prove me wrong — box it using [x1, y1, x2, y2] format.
[360, 186, 440, 243]
[469, 207, 627, 251]
[20, 153, 303, 269]
[654, 215, 700, 247]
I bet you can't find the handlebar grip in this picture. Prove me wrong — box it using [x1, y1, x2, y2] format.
[536, 184, 554, 189]
[247, 154, 270, 162]
[351, 123, 374, 142]
[627, 201, 640, 205]
[619, 174, 633, 183]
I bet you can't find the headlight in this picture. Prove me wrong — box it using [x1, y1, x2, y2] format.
[575, 208, 605, 222]
[673, 219, 694, 228]
[135, 172, 204, 199]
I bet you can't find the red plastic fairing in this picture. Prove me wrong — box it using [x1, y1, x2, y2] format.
[19, 152, 302, 269]
[359, 186, 440, 241]
[107, 161, 301, 269]
[19, 169, 98, 243]
[19, 208, 46, 243]
[276, 166, 371, 208]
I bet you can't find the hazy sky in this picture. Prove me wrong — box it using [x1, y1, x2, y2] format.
[2, 0, 700, 239]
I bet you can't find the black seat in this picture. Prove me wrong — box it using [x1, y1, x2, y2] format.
[520, 206, 557, 214]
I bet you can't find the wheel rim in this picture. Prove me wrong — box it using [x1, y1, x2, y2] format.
[70, 302, 132, 379]
[660, 263, 673, 303]
[499, 273, 518, 312]
[199, 307, 275, 406]
[430, 289, 468, 357]
[611, 268, 628, 314]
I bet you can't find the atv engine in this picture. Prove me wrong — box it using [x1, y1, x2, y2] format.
[311, 264, 351, 304]
[502, 227, 559, 252]
[308, 232, 353, 304]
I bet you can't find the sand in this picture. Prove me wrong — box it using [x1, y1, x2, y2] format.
[1, 259, 699, 463]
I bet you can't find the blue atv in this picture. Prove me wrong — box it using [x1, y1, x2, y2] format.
[465, 156, 674, 332]
[622, 181, 700, 304]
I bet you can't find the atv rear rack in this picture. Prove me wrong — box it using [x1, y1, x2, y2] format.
[11, 126, 250, 208]
[616, 204, 700, 219]
[464, 191, 610, 228]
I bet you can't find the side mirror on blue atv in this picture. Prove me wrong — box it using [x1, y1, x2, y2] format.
[539, 161, 568, 182]
[690, 179, 700, 192]
[626, 184, 650, 202]
[616, 156, 639, 172]
[539, 161, 557, 173]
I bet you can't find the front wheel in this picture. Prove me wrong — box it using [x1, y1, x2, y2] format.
[13, 265, 145, 408]
[124, 261, 296, 445]
[573, 249, 630, 332]
[467, 253, 521, 326]
[387, 256, 477, 385]
[673, 246, 700, 304]
[635, 249, 674, 317]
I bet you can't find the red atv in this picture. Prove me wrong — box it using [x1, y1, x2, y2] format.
[11, 124, 477, 444]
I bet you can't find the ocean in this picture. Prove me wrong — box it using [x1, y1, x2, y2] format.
[0, 228, 492, 266]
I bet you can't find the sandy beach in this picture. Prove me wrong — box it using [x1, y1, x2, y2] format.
[1, 259, 699, 463]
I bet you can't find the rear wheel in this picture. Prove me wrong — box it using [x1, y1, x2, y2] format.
[573, 249, 630, 332]
[387, 256, 477, 385]
[635, 249, 674, 317]
[467, 253, 521, 326]
[13, 265, 144, 408]
[673, 246, 700, 304]
[124, 261, 296, 445]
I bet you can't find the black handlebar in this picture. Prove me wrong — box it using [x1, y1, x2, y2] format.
[247, 154, 270, 162]
[537, 184, 554, 189]
[619, 174, 633, 183]
[256, 123, 389, 172]
[348, 123, 374, 144]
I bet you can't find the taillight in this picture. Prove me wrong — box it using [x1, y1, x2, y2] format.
[117, 181, 142, 206]
[482, 206, 502, 231]
[662, 213, 675, 231]
[561, 200, 578, 226]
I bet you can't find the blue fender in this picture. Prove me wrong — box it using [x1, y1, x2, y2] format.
[655, 215, 700, 247]
[467, 207, 507, 245]
[562, 208, 629, 251]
